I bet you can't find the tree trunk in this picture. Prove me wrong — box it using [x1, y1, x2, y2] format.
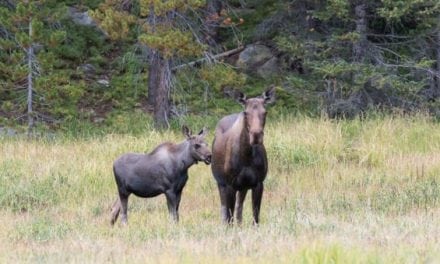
[205, 0, 223, 46]
[146, 5, 172, 129]
[152, 55, 171, 129]
[27, 19, 34, 134]
[293, 0, 309, 33]
[146, 4, 158, 109]
[147, 50, 159, 108]
[436, 15, 440, 96]
[353, 3, 367, 63]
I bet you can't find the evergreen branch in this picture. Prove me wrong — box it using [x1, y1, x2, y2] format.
[378, 61, 440, 78]
[172, 10, 203, 44]
[366, 33, 412, 39]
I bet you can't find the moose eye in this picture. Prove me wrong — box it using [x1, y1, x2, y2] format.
[195, 144, 201, 149]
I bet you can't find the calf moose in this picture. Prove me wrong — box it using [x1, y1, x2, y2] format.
[211, 86, 275, 225]
[110, 126, 211, 225]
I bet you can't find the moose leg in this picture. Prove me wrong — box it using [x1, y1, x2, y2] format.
[165, 191, 179, 222]
[175, 190, 183, 214]
[119, 193, 129, 225]
[251, 182, 264, 225]
[110, 198, 121, 226]
[235, 190, 248, 225]
[218, 184, 235, 224]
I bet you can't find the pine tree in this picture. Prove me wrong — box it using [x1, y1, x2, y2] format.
[283, 1, 439, 96]
[377, 0, 440, 97]
[92, 0, 206, 129]
[0, 0, 66, 133]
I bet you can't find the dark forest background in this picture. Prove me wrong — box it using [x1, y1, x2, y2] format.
[1, 0, 440, 133]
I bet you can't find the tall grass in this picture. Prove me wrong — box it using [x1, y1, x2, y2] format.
[1, 115, 440, 263]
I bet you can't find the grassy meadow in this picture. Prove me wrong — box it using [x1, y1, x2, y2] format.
[1, 114, 440, 263]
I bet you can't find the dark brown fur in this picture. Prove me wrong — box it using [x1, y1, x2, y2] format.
[211, 87, 275, 224]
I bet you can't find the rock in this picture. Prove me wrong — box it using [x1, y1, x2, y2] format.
[236, 44, 279, 78]
[0, 127, 17, 137]
[257, 57, 279, 78]
[68, 7, 97, 27]
[93, 117, 105, 123]
[67, 7, 108, 37]
[97, 79, 110, 87]
[78, 64, 96, 77]
[237, 44, 273, 70]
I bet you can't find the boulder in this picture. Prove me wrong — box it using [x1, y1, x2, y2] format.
[68, 7, 97, 27]
[257, 57, 279, 78]
[236, 44, 278, 78]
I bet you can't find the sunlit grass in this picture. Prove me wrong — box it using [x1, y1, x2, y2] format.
[1, 114, 440, 263]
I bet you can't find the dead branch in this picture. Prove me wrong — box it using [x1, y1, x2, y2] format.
[171, 46, 244, 71]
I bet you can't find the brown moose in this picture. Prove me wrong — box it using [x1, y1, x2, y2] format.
[211, 86, 275, 224]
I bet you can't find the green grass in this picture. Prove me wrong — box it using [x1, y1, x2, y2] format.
[1, 114, 440, 263]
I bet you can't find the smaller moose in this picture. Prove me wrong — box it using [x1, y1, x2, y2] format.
[110, 126, 211, 226]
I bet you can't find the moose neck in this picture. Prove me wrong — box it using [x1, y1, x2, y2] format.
[238, 113, 254, 162]
[176, 141, 197, 170]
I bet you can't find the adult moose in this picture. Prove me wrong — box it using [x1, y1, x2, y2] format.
[211, 86, 275, 225]
[110, 126, 211, 226]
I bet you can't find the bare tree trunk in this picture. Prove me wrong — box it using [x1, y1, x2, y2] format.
[353, 2, 367, 63]
[147, 6, 172, 129]
[147, 50, 159, 108]
[153, 55, 171, 129]
[27, 19, 34, 134]
[147, 4, 158, 109]
[205, 0, 222, 46]
[293, 0, 309, 32]
[436, 15, 440, 96]
[429, 14, 440, 99]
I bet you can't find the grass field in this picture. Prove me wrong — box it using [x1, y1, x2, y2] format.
[1, 115, 440, 263]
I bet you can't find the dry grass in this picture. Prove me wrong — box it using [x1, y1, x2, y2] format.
[1, 115, 440, 263]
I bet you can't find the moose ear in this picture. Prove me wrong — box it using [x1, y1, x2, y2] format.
[262, 85, 276, 104]
[198, 127, 209, 138]
[182, 125, 192, 139]
[235, 91, 247, 105]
